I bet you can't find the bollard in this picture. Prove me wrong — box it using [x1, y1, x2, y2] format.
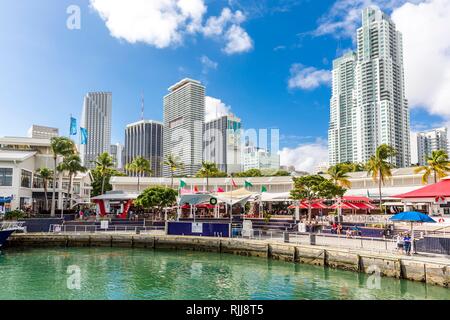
[309, 233, 316, 245]
[284, 232, 290, 243]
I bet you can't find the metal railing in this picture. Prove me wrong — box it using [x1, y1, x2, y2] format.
[49, 224, 165, 234]
[233, 228, 398, 253]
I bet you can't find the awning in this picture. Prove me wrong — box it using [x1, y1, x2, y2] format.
[351, 202, 377, 210]
[394, 177, 450, 200]
[329, 202, 359, 210]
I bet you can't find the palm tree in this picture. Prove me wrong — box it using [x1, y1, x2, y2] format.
[36, 167, 53, 212]
[197, 161, 218, 192]
[50, 137, 76, 216]
[366, 144, 397, 210]
[57, 154, 86, 208]
[164, 154, 184, 189]
[94, 152, 114, 195]
[414, 150, 450, 184]
[125, 157, 152, 192]
[327, 164, 352, 188]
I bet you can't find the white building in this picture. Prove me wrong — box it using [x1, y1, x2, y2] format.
[110, 143, 124, 170]
[0, 136, 91, 213]
[243, 145, 280, 172]
[203, 114, 242, 174]
[417, 128, 449, 166]
[80, 92, 112, 169]
[163, 79, 205, 177]
[27, 125, 59, 139]
[328, 52, 357, 165]
[328, 7, 411, 168]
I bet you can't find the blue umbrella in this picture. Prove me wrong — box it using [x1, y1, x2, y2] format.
[390, 211, 436, 223]
[390, 211, 435, 254]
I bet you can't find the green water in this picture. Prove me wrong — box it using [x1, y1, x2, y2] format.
[0, 247, 448, 300]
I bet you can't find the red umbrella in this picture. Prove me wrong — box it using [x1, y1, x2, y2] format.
[330, 202, 359, 210]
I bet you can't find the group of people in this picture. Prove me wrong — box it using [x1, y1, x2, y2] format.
[331, 222, 363, 238]
[396, 232, 413, 255]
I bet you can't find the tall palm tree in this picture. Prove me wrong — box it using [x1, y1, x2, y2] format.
[164, 154, 184, 189]
[94, 152, 114, 195]
[414, 150, 450, 184]
[36, 167, 53, 212]
[327, 164, 352, 188]
[197, 161, 218, 192]
[366, 144, 397, 210]
[125, 157, 152, 192]
[50, 137, 76, 216]
[57, 154, 86, 207]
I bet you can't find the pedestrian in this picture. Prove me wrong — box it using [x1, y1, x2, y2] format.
[403, 233, 412, 255]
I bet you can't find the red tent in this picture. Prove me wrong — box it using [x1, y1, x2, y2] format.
[394, 178, 450, 200]
[329, 202, 359, 210]
[351, 202, 377, 210]
[342, 196, 372, 203]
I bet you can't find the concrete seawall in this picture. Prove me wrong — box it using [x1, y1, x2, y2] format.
[6, 233, 449, 288]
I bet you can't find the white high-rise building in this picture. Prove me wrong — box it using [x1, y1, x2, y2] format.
[417, 128, 449, 166]
[328, 52, 357, 165]
[163, 79, 205, 177]
[80, 92, 112, 169]
[328, 7, 411, 168]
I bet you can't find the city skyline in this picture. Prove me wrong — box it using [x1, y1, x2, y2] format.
[1, 1, 449, 172]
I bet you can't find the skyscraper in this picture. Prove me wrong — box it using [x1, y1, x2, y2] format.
[417, 128, 449, 166]
[328, 7, 411, 168]
[124, 120, 163, 177]
[203, 114, 242, 174]
[163, 79, 205, 177]
[328, 52, 357, 165]
[80, 92, 112, 169]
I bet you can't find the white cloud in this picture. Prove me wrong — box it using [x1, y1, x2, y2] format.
[200, 55, 218, 74]
[288, 64, 331, 90]
[279, 139, 329, 173]
[205, 96, 232, 122]
[392, 0, 450, 118]
[223, 25, 254, 54]
[202, 8, 245, 36]
[90, 1, 253, 55]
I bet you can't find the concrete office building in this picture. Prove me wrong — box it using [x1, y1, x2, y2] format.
[243, 145, 280, 172]
[203, 114, 242, 174]
[124, 120, 163, 177]
[163, 79, 205, 177]
[80, 92, 112, 169]
[27, 125, 59, 140]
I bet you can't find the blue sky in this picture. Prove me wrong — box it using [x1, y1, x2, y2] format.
[1, 0, 449, 171]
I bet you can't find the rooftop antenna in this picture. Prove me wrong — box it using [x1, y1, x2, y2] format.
[141, 91, 144, 121]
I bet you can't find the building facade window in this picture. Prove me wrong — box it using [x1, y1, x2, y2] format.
[0, 168, 13, 186]
[21, 170, 32, 188]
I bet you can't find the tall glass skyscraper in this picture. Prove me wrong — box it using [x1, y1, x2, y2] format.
[80, 92, 112, 169]
[163, 79, 205, 177]
[328, 7, 411, 168]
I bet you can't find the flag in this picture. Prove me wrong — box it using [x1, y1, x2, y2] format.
[245, 180, 253, 188]
[70, 117, 77, 135]
[231, 179, 238, 188]
[80, 127, 88, 145]
[179, 179, 187, 189]
[261, 185, 267, 193]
